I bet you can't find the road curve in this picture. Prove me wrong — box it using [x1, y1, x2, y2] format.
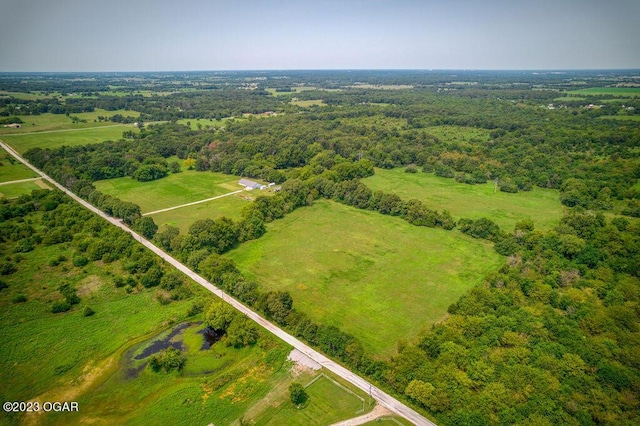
[0, 140, 436, 426]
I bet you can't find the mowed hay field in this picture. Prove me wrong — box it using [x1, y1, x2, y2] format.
[149, 194, 251, 233]
[363, 168, 565, 231]
[0, 109, 141, 135]
[0, 147, 37, 182]
[94, 170, 243, 213]
[2, 125, 136, 154]
[228, 200, 502, 356]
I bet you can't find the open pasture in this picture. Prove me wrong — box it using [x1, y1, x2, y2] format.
[94, 170, 244, 213]
[0, 146, 37, 182]
[2, 124, 136, 153]
[0, 179, 48, 199]
[0, 109, 141, 135]
[566, 87, 640, 97]
[363, 168, 564, 231]
[150, 194, 251, 233]
[228, 199, 502, 356]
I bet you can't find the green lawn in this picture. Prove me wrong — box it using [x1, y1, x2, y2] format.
[94, 170, 243, 214]
[2, 125, 137, 153]
[150, 194, 252, 233]
[363, 168, 564, 232]
[251, 373, 371, 425]
[599, 115, 640, 121]
[176, 117, 231, 130]
[228, 199, 502, 356]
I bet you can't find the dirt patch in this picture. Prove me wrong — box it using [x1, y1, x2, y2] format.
[77, 275, 102, 297]
[34, 179, 51, 189]
[330, 404, 391, 426]
[288, 349, 321, 376]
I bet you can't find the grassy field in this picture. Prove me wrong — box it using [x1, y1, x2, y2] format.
[0, 109, 141, 135]
[292, 99, 326, 107]
[363, 168, 564, 231]
[423, 125, 490, 143]
[94, 170, 244, 214]
[565, 87, 640, 97]
[2, 125, 136, 154]
[150, 194, 252, 233]
[0, 179, 49, 198]
[39, 321, 293, 426]
[228, 199, 502, 356]
[0, 242, 202, 411]
[176, 117, 231, 130]
[0, 146, 37, 182]
[248, 372, 372, 425]
[599, 115, 640, 121]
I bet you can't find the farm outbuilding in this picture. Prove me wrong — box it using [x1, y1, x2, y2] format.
[239, 178, 265, 190]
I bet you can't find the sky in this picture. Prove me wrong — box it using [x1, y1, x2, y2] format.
[0, 0, 639, 72]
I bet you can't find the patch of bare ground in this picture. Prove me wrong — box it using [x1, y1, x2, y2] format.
[329, 404, 391, 426]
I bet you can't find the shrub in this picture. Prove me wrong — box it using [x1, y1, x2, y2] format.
[52, 301, 71, 313]
[83, 306, 95, 317]
[12, 293, 27, 303]
[72, 255, 89, 267]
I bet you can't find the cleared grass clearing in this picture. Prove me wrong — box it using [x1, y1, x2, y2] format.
[566, 87, 640, 97]
[0, 146, 37, 182]
[228, 199, 502, 356]
[0, 180, 45, 198]
[150, 194, 251, 233]
[176, 117, 230, 130]
[0, 110, 140, 135]
[292, 99, 326, 107]
[2, 125, 136, 154]
[423, 125, 491, 143]
[94, 170, 243, 213]
[363, 168, 564, 231]
[599, 115, 640, 121]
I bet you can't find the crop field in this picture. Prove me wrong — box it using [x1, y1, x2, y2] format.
[363, 168, 564, 231]
[94, 170, 245, 214]
[2, 125, 136, 154]
[565, 87, 640, 97]
[228, 199, 502, 356]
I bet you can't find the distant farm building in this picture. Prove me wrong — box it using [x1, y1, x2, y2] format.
[239, 178, 266, 190]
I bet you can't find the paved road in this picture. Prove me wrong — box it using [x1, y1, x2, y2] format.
[143, 189, 245, 216]
[0, 140, 436, 426]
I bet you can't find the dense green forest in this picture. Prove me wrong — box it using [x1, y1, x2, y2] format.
[3, 70, 640, 425]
